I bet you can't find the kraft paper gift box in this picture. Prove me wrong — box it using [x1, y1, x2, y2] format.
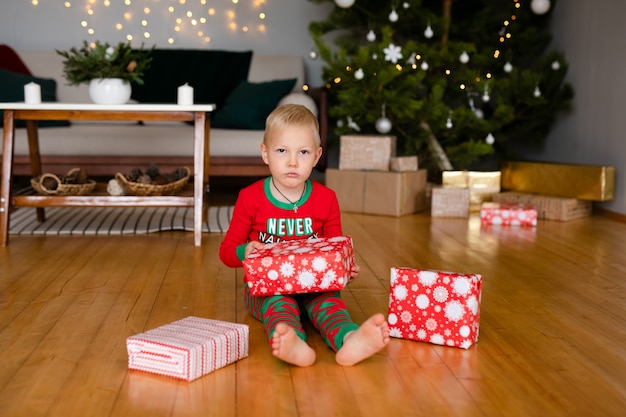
[430, 187, 470, 218]
[390, 156, 418, 172]
[127, 316, 249, 381]
[339, 135, 396, 171]
[243, 236, 354, 296]
[442, 170, 501, 209]
[480, 202, 538, 227]
[325, 168, 428, 217]
[387, 267, 482, 349]
[500, 161, 615, 201]
[493, 191, 592, 222]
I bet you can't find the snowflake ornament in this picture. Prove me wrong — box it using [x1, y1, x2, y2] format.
[383, 43, 403, 64]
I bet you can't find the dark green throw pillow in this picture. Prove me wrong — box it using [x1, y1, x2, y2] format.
[211, 78, 297, 130]
[0, 69, 70, 127]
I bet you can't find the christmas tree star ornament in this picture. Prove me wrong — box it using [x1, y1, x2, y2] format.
[530, 0, 551, 15]
[334, 0, 355, 9]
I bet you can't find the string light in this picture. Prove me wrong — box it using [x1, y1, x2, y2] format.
[31, 1, 268, 46]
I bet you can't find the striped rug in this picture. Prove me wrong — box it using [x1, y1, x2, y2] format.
[8, 206, 234, 235]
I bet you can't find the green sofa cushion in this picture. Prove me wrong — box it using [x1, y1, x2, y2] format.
[0, 69, 70, 128]
[211, 78, 297, 130]
[131, 49, 253, 109]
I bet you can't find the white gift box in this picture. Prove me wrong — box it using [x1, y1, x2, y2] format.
[127, 316, 249, 381]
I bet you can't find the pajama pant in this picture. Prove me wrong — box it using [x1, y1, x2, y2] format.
[244, 287, 359, 351]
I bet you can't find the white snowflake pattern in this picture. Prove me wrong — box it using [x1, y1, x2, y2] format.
[459, 340, 473, 349]
[267, 270, 279, 281]
[393, 284, 408, 300]
[320, 269, 337, 289]
[425, 318, 438, 331]
[459, 325, 471, 337]
[416, 329, 427, 340]
[430, 333, 445, 345]
[415, 294, 430, 309]
[311, 256, 328, 272]
[418, 270, 438, 286]
[387, 313, 398, 325]
[400, 310, 413, 323]
[466, 294, 479, 315]
[279, 261, 295, 277]
[390, 268, 398, 285]
[383, 43, 403, 64]
[297, 269, 316, 288]
[433, 286, 449, 302]
[389, 327, 403, 338]
[444, 300, 465, 322]
[452, 276, 472, 296]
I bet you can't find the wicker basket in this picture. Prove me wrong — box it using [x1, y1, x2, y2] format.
[31, 170, 96, 196]
[115, 167, 191, 196]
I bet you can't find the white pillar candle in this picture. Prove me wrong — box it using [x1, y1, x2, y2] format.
[177, 83, 194, 105]
[24, 82, 41, 104]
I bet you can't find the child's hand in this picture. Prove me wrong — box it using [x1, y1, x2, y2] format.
[244, 241, 264, 259]
[349, 263, 361, 281]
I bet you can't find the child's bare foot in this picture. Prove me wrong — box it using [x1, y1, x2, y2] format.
[335, 313, 390, 366]
[271, 323, 316, 367]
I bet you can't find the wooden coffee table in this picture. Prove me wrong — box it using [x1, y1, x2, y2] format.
[1, 102, 216, 246]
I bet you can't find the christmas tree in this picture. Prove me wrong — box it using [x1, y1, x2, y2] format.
[308, 0, 573, 174]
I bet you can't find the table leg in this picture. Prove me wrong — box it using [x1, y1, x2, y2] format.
[193, 111, 206, 247]
[26, 120, 45, 222]
[1, 111, 15, 246]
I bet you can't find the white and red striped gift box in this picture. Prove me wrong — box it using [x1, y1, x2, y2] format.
[126, 316, 249, 381]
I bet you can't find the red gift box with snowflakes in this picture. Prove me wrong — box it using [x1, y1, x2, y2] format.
[126, 316, 249, 381]
[387, 267, 482, 349]
[480, 202, 537, 227]
[243, 236, 354, 296]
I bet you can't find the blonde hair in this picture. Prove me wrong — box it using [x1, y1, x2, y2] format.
[263, 104, 320, 146]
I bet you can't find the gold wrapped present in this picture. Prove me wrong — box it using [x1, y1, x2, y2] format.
[339, 135, 396, 171]
[492, 192, 593, 222]
[326, 169, 427, 217]
[431, 187, 470, 218]
[442, 170, 501, 209]
[500, 161, 615, 201]
[390, 156, 418, 172]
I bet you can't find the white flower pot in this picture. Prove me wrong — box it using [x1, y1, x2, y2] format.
[89, 78, 131, 105]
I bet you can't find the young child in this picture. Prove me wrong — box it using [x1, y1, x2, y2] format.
[219, 104, 390, 367]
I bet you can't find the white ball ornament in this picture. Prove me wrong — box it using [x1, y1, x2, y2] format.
[366, 29, 376, 42]
[421, 61, 429, 71]
[389, 9, 399, 22]
[533, 86, 542, 97]
[485, 133, 495, 145]
[551, 60, 561, 70]
[375, 117, 392, 134]
[354, 68, 364, 80]
[530, 0, 551, 15]
[424, 24, 434, 39]
[459, 51, 470, 64]
[335, 0, 355, 8]
[503, 61, 513, 73]
[308, 49, 318, 60]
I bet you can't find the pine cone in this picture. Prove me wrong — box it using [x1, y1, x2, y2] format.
[126, 168, 143, 182]
[146, 163, 160, 179]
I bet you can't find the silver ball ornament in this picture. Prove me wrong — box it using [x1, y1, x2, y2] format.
[375, 117, 392, 134]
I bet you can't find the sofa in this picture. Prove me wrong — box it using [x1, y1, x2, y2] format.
[1, 46, 328, 178]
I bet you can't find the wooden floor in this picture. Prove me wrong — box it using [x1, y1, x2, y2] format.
[1, 202, 626, 416]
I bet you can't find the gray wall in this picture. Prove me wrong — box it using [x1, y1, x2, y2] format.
[2, 0, 624, 215]
[524, 0, 626, 215]
[0, 0, 332, 87]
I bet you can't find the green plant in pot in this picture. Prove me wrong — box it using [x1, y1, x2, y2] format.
[56, 40, 153, 104]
